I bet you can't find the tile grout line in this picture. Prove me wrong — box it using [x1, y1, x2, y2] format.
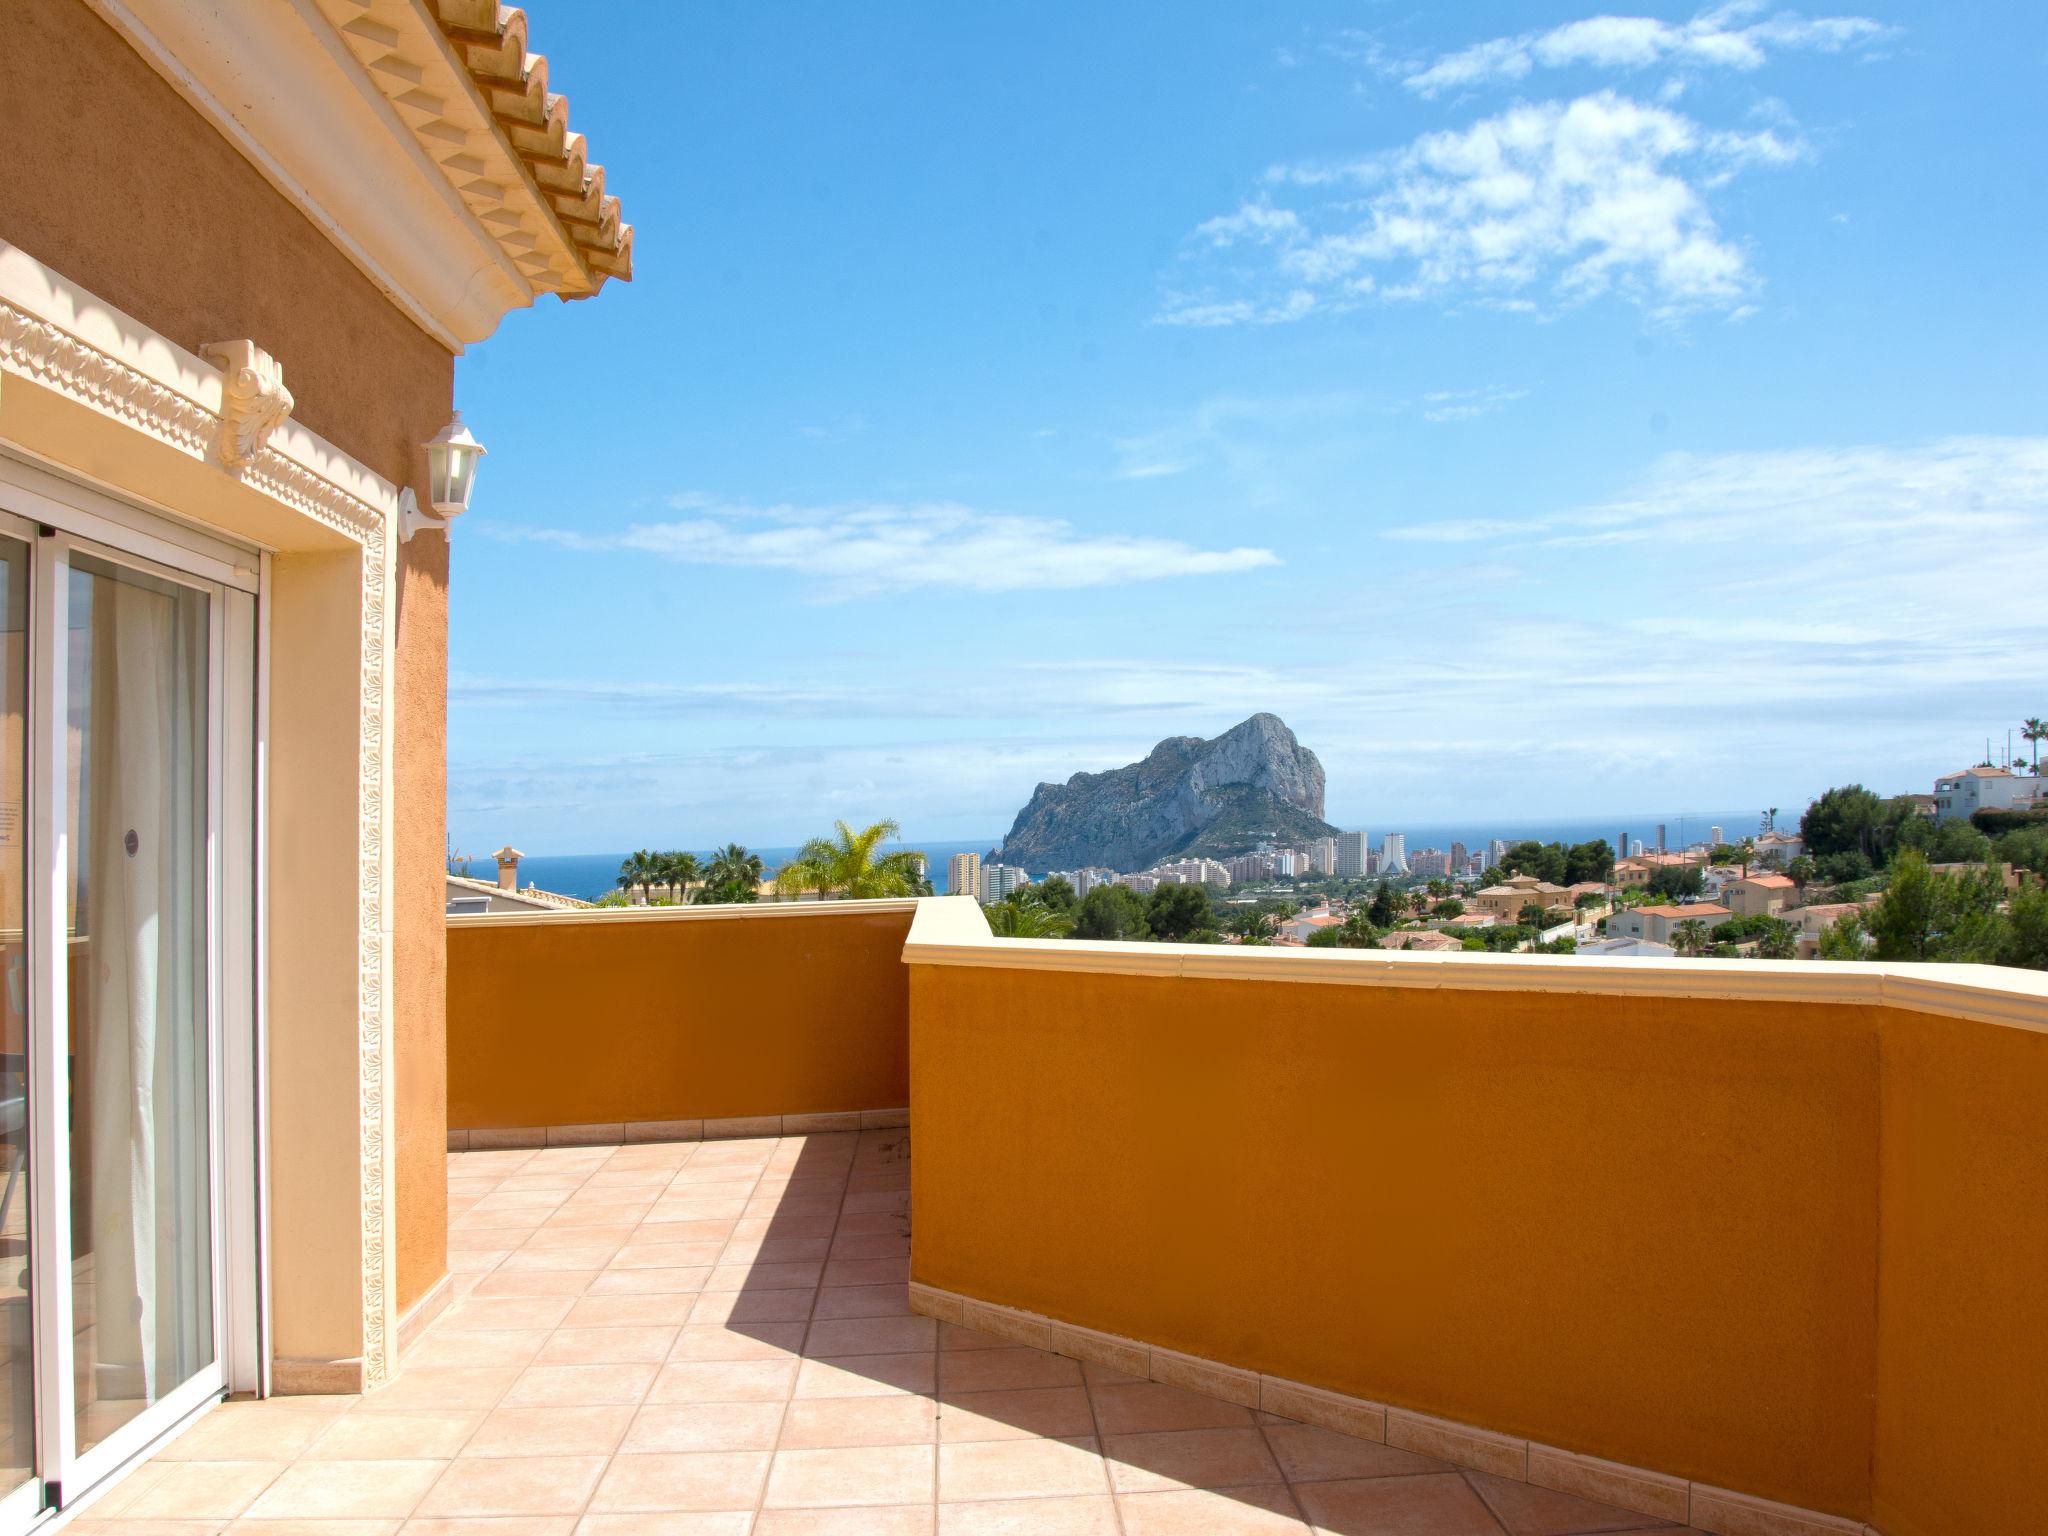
[1455, 1465, 1516, 1534]
[1246, 1402, 1311, 1530]
[555, 1140, 628, 1536]
[1077, 1338, 1131, 1534]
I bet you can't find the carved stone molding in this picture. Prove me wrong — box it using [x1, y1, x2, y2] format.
[202, 339, 295, 470]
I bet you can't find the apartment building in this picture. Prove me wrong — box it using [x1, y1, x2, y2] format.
[1933, 765, 2047, 823]
[1336, 830, 1370, 877]
[1725, 873, 1798, 918]
[978, 862, 1029, 903]
[947, 851, 982, 900]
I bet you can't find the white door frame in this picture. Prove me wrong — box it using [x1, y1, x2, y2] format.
[0, 456, 264, 1520]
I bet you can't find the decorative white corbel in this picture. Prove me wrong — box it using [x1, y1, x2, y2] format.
[201, 339, 294, 470]
[397, 486, 447, 543]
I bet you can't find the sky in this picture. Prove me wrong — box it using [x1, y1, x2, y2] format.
[445, 0, 2048, 856]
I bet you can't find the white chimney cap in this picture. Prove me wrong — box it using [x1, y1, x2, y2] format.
[493, 846, 525, 862]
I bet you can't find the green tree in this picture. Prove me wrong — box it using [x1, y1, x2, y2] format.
[1893, 815, 1992, 865]
[1993, 826, 2048, 876]
[1800, 785, 1911, 867]
[774, 819, 928, 900]
[1786, 854, 1817, 892]
[2023, 716, 2047, 774]
[1647, 865, 1705, 900]
[1146, 883, 1215, 941]
[1432, 898, 1464, 919]
[1408, 890, 1431, 919]
[985, 893, 1073, 938]
[617, 848, 660, 903]
[1755, 918, 1798, 960]
[1223, 906, 1278, 944]
[1071, 884, 1150, 941]
[698, 843, 763, 903]
[1035, 875, 1078, 912]
[1500, 841, 1567, 885]
[1816, 910, 1867, 960]
[1671, 919, 1711, 957]
[660, 850, 701, 903]
[1564, 840, 1615, 885]
[1518, 901, 1549, 928]
[1367, 881, 1399, 928]
[1306, 912, 1380, 949]
[1818, 849, 1875, 886]
[1863, 850, 2006, 962]
[2002, 883, 2048, 969]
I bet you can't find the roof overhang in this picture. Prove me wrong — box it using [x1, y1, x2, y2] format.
[88, 0, 632, 351]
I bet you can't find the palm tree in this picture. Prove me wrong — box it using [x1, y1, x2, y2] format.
[1756, 919, 1797, 960]
[2024, 717, 2047, 774]
[1672, 919, 1710, 957]
[700, 843, 764, 904]
[774, 819, 927, 900]
[985, 895, 1073, 938]
[660, 850, 701, 904]
[617, 848, 660, 904]
[1223, 907, 1277, 944]
[1736, 836, 1756, 878]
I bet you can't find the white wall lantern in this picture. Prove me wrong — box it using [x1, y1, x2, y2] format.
[401, 411, 488, 542]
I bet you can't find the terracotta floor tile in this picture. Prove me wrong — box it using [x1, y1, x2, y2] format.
[469, 1271, 600, 1299]
[647, 1357, 800, 1404]
[404, 1517, 579, 1536]
[722, 1237, 832, 1265]
[524, 1224, 638, 1251]
[356, 1370, 520, 1414]
[704, 1262, 823, 1292]
[1089, 1381, 1253, 1436]
[649, 1200, 750, 1224]
[414, 1458, 606, 1519]
[242, 1461, 445, 1521]
[629, 1219, 737, 1245]
[1116, 1485, 1308, 1535]
[840, 1190, 910, 1214]
[827, 1232, 910, 1260]
[611, 1241, 729, 1271]
[937, 1494, 1120, 1535]
[1104, 1428, 1284, 1494]
[939, 1348, 1083, 1394]
[498, 1363, 657, 1408]
[586, 1451, 772, 1513]
[403, 1331, 547, 1370]
[755, 1507, 934, 1536]
[810, 1285, 913, 1320]
[835, 1210, 911, 1236]
[580, 1271, 713, 1301]
[793, 1352, 937, 1400]
[764, 1443, 936, 1509]
[667, 1322, 808, 1361]
[802, 1315, 936, 1358]
[535, 1327, 679, 1366]
[620, 1401, 788, 1453]
[780, 1394, 938, 1448]
[562, 1293, 702, 1329]
[938, 1437, 1109, 1502]
[1294, 1472, 1502, 1535]
[226, 1517, 401, 1536]
[938, 1325, 1010, 1352]
[936, 1386, 1098, 1447]
[1264, 1423, 1448, 1484]
[462, 1405, 634, 1458]
[304, 1411, 485, 1461]
[1465, 1471, 1669, 1534]
[821, 1257, 910, 1288]
[544, 1202, 653, 1229]
[498, 1246, 621, 1273]
[573, 1516, 752, 1536]
[155, 1407, 334, 1462]
[690, 1287, 817, 1325]
[127, 1463, 291, 1520]
[439, 1296, 576, 1332]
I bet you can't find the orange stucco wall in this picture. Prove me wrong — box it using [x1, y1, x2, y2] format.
[447, 908, 916, 1128]
[910, 966, 1884, 1518]
[2, 0, 455, 1318]
[1873, 1006, 2048, 1536]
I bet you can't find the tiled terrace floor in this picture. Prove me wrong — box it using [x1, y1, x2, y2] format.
[75, 1131, 1706, 1535]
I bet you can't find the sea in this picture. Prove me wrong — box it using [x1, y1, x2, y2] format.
[476, 811, 1771, 901]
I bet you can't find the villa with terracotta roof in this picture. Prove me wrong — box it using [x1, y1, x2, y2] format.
[1724, 872, 1798, 919]
[1606, 902, 1733, 945]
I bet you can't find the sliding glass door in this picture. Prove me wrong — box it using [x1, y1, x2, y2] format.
[0, 468, 256, 1528]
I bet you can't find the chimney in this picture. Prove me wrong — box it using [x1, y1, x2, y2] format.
[493, 845, 524, 892]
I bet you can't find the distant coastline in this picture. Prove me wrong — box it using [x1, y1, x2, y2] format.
[466, 810, 1769, 901]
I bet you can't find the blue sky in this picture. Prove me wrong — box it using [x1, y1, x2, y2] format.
[446, 0, 2047, 855]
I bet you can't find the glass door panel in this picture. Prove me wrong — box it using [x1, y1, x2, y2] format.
[62, 552, 213, 1456]
[0, 537, 31, 1508]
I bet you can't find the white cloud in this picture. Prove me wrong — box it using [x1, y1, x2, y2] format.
[495, 497, 1280, 599]
[1403, 3, 1894, 97]
[1422, 385, 1530, 423]
[1172, 92, 1799, 322]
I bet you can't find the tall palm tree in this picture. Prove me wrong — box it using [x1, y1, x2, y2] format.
[660, 850, 701, 904]
[617, 848, 660, 904]
[2024, 717, 2047, 774]
[1672, 919, 1710, 958]
[1736, 836, 1756, 878]
[701, 843, 765, 904]
[774, 819, 927, 900]
[985, 895, 1073, 938]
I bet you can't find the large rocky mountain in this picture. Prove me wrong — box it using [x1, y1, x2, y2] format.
[998, 713, 1337, 873]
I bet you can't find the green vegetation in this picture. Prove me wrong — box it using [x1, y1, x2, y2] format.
[1146, 883, 1218, 942]
[1071, 883, 1151, 941]
[1647, 864, 1705, 901]
[614, 845, 764, 905]
[1813, 850, 2045, 969]
[985, 892, 1074, 938]
[1495, 839, 1613, 886]
[1306, 912, 1381, 949]
[774, 819, 929, 900]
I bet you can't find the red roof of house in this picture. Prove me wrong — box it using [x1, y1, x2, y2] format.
[1636, 904, 1731, 919]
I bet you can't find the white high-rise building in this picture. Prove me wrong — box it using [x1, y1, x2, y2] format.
[1310, 837, 1338, 875]
[1336, 831, 1370, 878]
[947, 851, 981, 900]
[1631, 839, 1645, 857]
[1075, 867, 1118, 898]
[1489, 839, 1508, 866]
[1379, 833, 1410, 877]
[1710, 825, 1724, 847]
[978, 863, 1029, 903]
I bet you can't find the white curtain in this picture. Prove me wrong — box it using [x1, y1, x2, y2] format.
[83, 570, 204, 1407]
